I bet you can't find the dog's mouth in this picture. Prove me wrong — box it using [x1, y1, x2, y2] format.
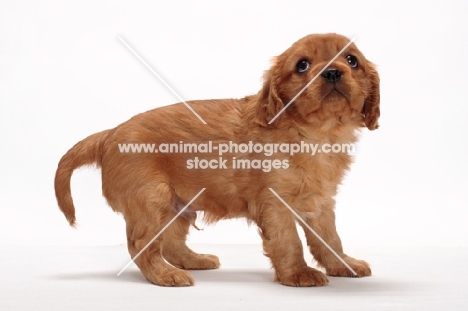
[321, 84, 350, 103]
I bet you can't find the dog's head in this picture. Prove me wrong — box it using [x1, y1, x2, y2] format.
[255, 33, 380, 130]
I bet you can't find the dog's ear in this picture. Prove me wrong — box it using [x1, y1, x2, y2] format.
[362, 62, 380, 130]
[255, 58, 284, 126]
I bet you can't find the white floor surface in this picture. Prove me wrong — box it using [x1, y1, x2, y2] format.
[1, 244, 467, 311]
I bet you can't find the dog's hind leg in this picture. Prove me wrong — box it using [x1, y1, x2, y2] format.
[124, 183, 195, 286]
[162, 201, 220, 270]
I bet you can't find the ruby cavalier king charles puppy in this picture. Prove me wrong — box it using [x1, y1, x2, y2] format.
[55, 33, 380, 287]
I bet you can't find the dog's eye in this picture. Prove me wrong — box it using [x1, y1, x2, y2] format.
[296, 59, 310, 73]
[346, 55, 358, 68]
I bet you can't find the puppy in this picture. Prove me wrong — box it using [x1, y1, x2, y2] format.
[55, 33, 379, 287]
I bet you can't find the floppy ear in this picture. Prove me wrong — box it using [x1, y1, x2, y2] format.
[362, 63, 380, 130]
[255, 59, 284, 126]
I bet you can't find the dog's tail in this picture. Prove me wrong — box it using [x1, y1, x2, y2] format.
[54, 129, 111, 227]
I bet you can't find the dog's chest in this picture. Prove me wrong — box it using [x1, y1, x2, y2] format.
[277, 131, 354, 200]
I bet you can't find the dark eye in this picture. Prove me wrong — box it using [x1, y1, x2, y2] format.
[346, 55, 358, 68]
[296, 59, 310, 73]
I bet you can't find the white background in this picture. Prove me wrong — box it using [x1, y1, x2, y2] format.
[1, 0, 467, 249]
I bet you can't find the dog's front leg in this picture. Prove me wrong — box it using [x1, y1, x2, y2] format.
[299, 205, 372, 278]
[255, 207, 329, 287]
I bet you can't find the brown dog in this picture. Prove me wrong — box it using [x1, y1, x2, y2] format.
[55, 33, 379, 287]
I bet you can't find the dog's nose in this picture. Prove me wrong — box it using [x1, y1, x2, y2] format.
[321, 68, 342, 83]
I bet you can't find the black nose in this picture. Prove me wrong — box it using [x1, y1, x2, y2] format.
[321, 68, 342, 83]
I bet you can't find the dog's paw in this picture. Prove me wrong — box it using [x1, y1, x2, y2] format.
[277, 266, 329, 287]
[178, 254, 221, 270]
[147, 269, 195, 287]
[326, 256, 371, 278]
[166, 253, 221, 270]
